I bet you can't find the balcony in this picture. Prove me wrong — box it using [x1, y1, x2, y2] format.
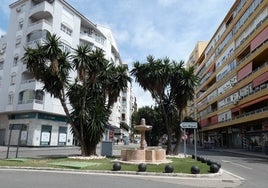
[79, 32, 105, 49]
[27, 19, 52, 34]
[18, 99, 43, 105]
[17, 99, 44, 111]
[202, 105, 268, 131]
[20, 79, 43, 91]
[27, 38, 45, 48]
[29, 0, 53, 19]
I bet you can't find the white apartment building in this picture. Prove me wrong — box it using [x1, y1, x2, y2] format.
[0, 0, 134, 146]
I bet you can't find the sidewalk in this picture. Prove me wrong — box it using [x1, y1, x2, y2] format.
[212, 147, 268, 159]
[186, 143, 268, 160]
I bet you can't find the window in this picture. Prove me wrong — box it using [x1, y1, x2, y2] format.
[0, 59, 4, 70]
[61, 42, 71, 53]
[121, 113, 126, 121]
[10, 72, 16, 85]
[35, 90, 44, 102]
[18, 90, 35, 104]
[27, 30, 48, 44]
[18, 89, 44, 104]
[18, 19, 23, 30]
[1, 43, 7, 54]
[13, 55, 19, 66]
[61, 24, 72, 36]
[15, 37, 22, 48]
[8, 92, 14, 104]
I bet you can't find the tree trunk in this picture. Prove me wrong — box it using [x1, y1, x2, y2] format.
[172, 109, 183, 154]
[166, 126, 173, 155]
[83, 142, 97, 156]
[80, 140, 87, 156]
[172, 128, 182, 155]
[159, 99, 173, 155]
[58, 95, 87, 156]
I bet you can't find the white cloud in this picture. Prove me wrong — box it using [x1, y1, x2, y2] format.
[113, 29, 130, 45]
[131, 22, 165, 50]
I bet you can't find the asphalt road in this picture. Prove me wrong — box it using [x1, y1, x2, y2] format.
[0, 168, 241, 188]
[187, 147, 268, 188]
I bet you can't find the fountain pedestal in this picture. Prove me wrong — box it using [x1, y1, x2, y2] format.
[120, 118, 167, 164]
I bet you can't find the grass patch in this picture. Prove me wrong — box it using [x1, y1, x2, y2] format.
[50, 161, 101, 169]
[6, 158, 29, 162]
[0, 157, 210, 174]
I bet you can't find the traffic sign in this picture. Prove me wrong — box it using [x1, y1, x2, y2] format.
[180, 122, 197, 129]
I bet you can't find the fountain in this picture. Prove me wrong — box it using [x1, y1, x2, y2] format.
[120, 118, 168, 164]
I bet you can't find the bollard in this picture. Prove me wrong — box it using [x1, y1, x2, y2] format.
[164, 164, 174, 173]
[210, 163, 219, 173]
[191, 165, 200, 174]
[112, 162, 121, 171]
[138, 163, 147, 172]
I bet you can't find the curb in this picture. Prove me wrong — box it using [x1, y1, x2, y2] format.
[0, 166, 223, 178]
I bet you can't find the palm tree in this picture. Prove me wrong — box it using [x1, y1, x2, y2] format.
[131, 56, 174, 154]
[70, 46, 131, 155]
[23, 32, 79, 138]
[23, 32, 131, 156]
[170, 66, 199, 154]
[131, 56, 198, 154]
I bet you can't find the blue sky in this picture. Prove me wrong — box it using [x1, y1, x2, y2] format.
[0, 0, 234, 108]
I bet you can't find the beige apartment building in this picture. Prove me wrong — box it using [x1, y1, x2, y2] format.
[187, 0, 268, 154]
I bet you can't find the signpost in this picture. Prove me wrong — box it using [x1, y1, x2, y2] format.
[6, 124, 26, 159]
[180, 122, 198, 160]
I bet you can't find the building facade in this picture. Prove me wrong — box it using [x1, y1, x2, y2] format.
[0, 0, 134, 146]
[187, 0, 268, 153]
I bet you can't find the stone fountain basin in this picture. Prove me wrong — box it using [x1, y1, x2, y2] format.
[120, 147, 169, 164]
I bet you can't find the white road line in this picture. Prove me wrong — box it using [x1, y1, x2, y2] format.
[221, 160, 252, 170]
[221, 160, 231, 163]
[222, 169, 245, 180]
[232, 162, 252, 170]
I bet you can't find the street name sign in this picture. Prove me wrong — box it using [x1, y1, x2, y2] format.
[180, 122, 198, 129]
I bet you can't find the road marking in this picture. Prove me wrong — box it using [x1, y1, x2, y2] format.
[221, 160, 231, 163]
[221, 160, 252, 170]
[232, 162, 252, 170]
[222, 169, 245, 180]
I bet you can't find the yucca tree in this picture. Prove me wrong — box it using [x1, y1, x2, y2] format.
[23, 32, 131, 156]
[131, 55, 198, 154]
[170, 66, 199, 154]
[70, 46, 131, 155]
[131, 56, 174, 154]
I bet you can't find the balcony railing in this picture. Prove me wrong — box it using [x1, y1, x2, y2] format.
[28, 19, 52, 27]
[235, 106, 268, 119]
[21, 79, 35, 84]
[18, 99, 43, 104]
[202, 105, 268, 127]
